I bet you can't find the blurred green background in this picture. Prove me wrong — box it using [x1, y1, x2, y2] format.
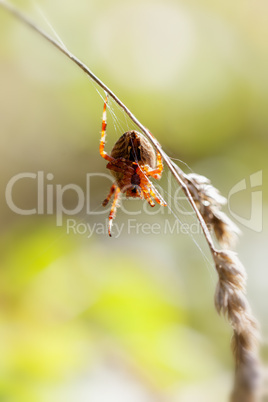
[0, 0, 267, 401]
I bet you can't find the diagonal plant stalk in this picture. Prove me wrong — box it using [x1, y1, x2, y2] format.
[0, 1, 261, 400]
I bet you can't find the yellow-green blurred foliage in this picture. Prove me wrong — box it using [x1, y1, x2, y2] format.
[0, 1, 267, 401]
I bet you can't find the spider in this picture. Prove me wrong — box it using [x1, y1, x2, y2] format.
[100, 95, 167, 236]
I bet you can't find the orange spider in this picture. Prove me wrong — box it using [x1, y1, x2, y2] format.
[100, 95, 167, 236]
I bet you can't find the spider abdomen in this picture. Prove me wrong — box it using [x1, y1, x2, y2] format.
[110, 131, 156, 168]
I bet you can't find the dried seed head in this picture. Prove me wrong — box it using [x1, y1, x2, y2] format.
[213, 250, 261, 401]
[186, 173, 241, 248]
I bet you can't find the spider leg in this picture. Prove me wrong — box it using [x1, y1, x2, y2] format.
[99, 94, 116, 163]
[156, 150, 164, 175]
[136, 165, 167, 207]
[108, 186, 121, 237]
[143, 129, 164, 179]
[102, 183, 117, 207]
[148, 182, 167, 206]
[142, 151, 164, 179]
[142, 191, 155, 207]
